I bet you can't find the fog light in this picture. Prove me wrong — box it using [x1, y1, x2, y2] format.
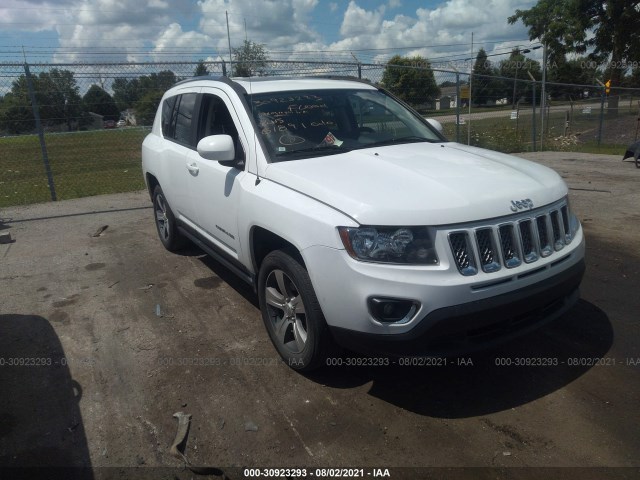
[368, 297, 419, 324]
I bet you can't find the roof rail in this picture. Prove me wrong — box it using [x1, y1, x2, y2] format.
[172, 75, 237, 88]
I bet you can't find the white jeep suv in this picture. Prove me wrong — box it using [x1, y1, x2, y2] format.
[142, 76, 585, 370]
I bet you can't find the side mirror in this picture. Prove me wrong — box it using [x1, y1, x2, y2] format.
[197, 134, 235, 162]
[426, 118, 444, 133]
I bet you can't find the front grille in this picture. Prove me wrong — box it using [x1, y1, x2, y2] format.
[536, 215, 552, 257]
[449, 201, 574, 276]
[518, 220, 538, 263]
[449, 232, 477, 276]
[476, 228, 500, 273]
[499, 224, 521, 268]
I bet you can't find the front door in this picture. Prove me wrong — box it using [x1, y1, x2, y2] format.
[185, 89, 248, 260]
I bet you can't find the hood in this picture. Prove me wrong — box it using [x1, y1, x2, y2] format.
[263, 142, 568, 225]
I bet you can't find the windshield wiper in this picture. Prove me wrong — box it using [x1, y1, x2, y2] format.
[364, 136, 432, 148]
[275, 145, 350, 157]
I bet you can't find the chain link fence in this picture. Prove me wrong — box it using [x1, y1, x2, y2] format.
[1, 60, 639, 207]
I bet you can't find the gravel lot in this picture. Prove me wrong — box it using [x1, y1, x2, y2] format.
[1, 152, 638, 480]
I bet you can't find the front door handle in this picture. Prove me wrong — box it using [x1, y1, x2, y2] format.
[186, 162, 199, 175]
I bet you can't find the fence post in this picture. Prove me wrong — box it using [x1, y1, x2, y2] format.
[24, 63, 57, 202]
[455, 72, 460, 143]
[634, 100, 640, 142]
[531, 79, 537, 152]
[221, 59, 227, 77]
[357, 63, 361, 79]
[597, 86, 606, 146]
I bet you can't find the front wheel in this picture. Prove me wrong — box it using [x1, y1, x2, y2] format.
[258, 250, 334, 371]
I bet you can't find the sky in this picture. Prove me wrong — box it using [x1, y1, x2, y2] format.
[0, 0, 543, 67]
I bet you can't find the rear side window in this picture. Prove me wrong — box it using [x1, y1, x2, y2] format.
[161, 93, 198, 147]
[161, 95, 177, 137]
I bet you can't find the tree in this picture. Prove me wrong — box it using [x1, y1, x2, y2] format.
[112, 70, 179, 111]
[0, 68, 86, 134]
[471, 49, 504, 106]
[83, 85, 120, 121]
[381, 55, 440, 108]
[508, 0, 640, 88]
[112, 77, 141, 112]
[623, 68, 640, 88]
[194, 60, 209, 77]
[40, 69, 86, 131]
[498, 48, 542, 105]
[547, 56, 600, 98]
[232, 40, 268, 77]
[140, 70, 179, 93]
[0, 90, 34, 134]
[134, 90, 163, 126]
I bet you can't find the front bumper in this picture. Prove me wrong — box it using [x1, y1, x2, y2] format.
[329, 258, 585, 357]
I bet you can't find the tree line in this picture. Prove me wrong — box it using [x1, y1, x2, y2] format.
[0, 68, 183, 135]
[466, 47, 635, 107]
[0, 43, 263, 135]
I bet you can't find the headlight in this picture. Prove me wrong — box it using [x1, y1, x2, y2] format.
[564, 197, 580, 242]
[338, 226, 439, 265]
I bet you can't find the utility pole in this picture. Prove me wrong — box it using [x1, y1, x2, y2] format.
[226, 11, 232, 64]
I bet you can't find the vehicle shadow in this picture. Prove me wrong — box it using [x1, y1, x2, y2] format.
[307, 300, 613, 418]
[178, 243, 260, 309]
[0, 314, 93, 479]
[177, 240, 613, 418]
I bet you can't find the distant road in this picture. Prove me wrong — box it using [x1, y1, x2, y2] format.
[432, 102, 602, 124]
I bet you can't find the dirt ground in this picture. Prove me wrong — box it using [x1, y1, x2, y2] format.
[0, 152, 639, 480]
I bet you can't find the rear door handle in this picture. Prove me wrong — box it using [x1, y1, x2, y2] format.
[186, 162, 199, 175]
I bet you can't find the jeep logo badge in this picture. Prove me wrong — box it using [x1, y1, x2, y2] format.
[510, 198, 534, 212]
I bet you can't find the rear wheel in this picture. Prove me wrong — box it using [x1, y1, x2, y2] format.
[258, 249, 333, 371]
[152, 185, 185, 251]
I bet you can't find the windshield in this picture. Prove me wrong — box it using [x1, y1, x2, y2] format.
[248, 88, 445, 161]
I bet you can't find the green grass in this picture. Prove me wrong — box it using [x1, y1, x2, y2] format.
[0, 128, 148, 208]
[0, 111, 633, 208]
[442, 107, 633, 156]
[562, 143, 626, 155]
[443, 116, 536, 153]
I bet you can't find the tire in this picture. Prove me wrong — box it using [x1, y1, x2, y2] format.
[635, 154, 640, 169]
[258, 249, 333, 371]
[152, 185, 185, 252]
